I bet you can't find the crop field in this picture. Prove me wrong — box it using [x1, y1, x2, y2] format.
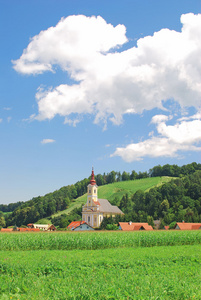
[0, 230, 201, 251]
[0, 231, 201, 299]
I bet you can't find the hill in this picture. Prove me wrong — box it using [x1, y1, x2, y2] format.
[2, 162, 201, 228]
[51, 176, 172, 218]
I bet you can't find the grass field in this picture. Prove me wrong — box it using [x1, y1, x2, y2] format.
[0, 244, 200, 299]
[51, 176, 172, 218]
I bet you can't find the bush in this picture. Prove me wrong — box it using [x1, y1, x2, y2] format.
[169, 221, 177, 229]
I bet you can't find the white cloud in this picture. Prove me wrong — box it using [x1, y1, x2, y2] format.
[151, 114, 171, 124]
[111, 113, 201, 162]
[13, 13, 201, 125]
[41, 139, 55, 144]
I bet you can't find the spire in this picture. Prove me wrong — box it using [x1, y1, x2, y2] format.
[90, 167, 96, 185]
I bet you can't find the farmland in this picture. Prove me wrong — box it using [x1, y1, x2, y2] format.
[0, 231, 201, 299]
[0, 230, 201, 251]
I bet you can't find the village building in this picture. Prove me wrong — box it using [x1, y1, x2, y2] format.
[82, 168, 124, 228]
[164, 225, 169, 230]
[118, 221, 153, 231]
[27, 223, 56, 231]
[67, 221, 94, 231]
[0, 228, 13, 232]
[174, 222, 201, 230]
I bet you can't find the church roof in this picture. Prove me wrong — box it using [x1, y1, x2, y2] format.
[98, 199, 124, 214]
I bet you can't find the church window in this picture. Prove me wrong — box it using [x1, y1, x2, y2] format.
[94, 217, 97, 222]
[89, 189, 91, 193]
[88, 216, 90, 223]
[94, 189, 96, 193]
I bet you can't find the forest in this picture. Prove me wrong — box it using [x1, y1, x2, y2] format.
[0, 162, 201, 228]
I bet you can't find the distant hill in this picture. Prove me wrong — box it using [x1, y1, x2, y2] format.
[50, 176, 172, 218]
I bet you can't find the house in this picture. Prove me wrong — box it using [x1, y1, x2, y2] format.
[118, 221, 153, 231]
[18, 228, 40, 232]
[174, 222, 201, 230]
[67, 221, 94, 231]
[164, 226, 169, 230]
[153, 220, 161, 230]
[82, 168, 124, 228]
[0, 228, 13, 232]
[27, 223, 56, 231]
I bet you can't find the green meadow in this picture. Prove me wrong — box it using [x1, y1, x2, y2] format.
[0, 231, 201, 299]
[51, 176, 172, 218]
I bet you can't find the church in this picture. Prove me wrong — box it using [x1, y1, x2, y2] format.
[82, 168, 124, 228]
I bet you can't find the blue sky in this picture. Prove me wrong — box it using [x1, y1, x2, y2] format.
[1, 0, 201, 204]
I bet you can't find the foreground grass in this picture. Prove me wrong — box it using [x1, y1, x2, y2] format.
[0, 245, 201, 299]
[52, 176, 173, 218]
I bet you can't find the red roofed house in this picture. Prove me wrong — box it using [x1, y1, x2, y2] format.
[18, 228, 40, 232]
[1, 228, 13, 232]
[67, 221, 94, 231]
[27, 224, 56, 231]
[119, 221, 153, 231]
[164, 226, 169, 230]
[174, 222, 201, 230]
[82, 168, 124, 228]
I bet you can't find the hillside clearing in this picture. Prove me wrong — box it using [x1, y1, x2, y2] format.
[51, 176, 173, 218]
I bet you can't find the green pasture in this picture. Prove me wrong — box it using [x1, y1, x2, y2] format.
[52, 176, 172, 218]
[0, 244, 201, 299]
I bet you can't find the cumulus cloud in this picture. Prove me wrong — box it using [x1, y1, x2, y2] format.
[111, 113, 201, 162]
[13, 13, 201, 125]
[41, 139, 55, 144]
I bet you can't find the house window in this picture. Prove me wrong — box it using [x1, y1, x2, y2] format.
[89, 200, 90, 204]
[89, 189, 91, 193]
[94, 189, 96, 193]
[88, 216, 90, 223]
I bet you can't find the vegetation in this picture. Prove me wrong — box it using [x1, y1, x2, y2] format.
[0, 230, 201, 251]
[50, 176, 171, 219]
[0, 233, 201, 299]
[116, 170, 201, 228]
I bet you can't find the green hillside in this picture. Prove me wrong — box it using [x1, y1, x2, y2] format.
[51, 176, 172, 218]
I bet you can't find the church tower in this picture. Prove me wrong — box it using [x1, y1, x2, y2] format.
[87, 168, 98, 206]
[82, 168, 124, 228]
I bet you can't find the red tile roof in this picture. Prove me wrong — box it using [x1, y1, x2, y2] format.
[164, 226, 169, 230]
[119, 222, 153, 231]
[18, 228, 40, 232]
[1, 228, 13, 232]
[175, 222, 201, 230]
[67, 221, 87, 230]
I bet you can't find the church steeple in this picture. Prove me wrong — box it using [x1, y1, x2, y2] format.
[87, 167, 98, 205]
[90, 167, 96, 186]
